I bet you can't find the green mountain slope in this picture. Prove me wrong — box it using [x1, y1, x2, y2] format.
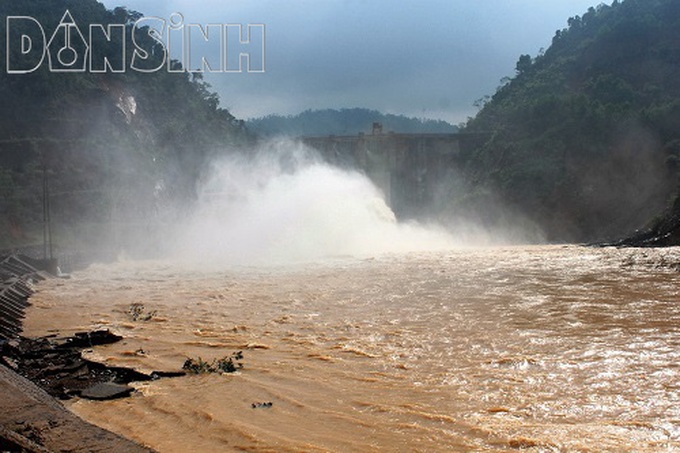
[247, 108, 458, 137]
[461, 0, 680, 242]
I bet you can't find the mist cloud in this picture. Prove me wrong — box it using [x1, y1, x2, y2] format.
[173, 140, 459, 266]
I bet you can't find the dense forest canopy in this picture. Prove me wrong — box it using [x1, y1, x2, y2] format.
[0, 0, 252, 252]
[247, 109, 458, 137]
[460, 0, 680, 242]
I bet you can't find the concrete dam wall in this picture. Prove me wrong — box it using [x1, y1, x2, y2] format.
[302, 130, 485, 219]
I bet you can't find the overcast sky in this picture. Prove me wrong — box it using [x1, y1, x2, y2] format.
[98, 0, 600, 124]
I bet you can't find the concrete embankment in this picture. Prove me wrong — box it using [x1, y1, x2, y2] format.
[0, 364, 154, 452]
[0, 254, 49, 341]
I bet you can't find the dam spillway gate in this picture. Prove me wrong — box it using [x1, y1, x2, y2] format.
[302, 131, 484, 219]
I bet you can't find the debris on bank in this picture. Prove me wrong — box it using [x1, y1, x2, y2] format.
[0, 330, 185, 401]
[182, 351, 244, 374]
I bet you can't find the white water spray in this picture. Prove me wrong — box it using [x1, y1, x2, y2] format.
[175, 140, 457, 266]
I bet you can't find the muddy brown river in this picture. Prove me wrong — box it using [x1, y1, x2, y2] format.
[23, 245, 680, 451]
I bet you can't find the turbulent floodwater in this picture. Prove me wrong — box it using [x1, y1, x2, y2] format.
[24, 245, 680, 452]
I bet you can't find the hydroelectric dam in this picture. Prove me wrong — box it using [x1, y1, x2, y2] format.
[302, 125, 486, 219]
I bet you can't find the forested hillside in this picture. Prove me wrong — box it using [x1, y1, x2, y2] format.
[247, 108, 457, 137]
[460, 0, 680, 242]
[0, 0, 252, 253]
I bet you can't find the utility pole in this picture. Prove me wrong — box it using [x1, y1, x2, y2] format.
[41, 148, 53, 261]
